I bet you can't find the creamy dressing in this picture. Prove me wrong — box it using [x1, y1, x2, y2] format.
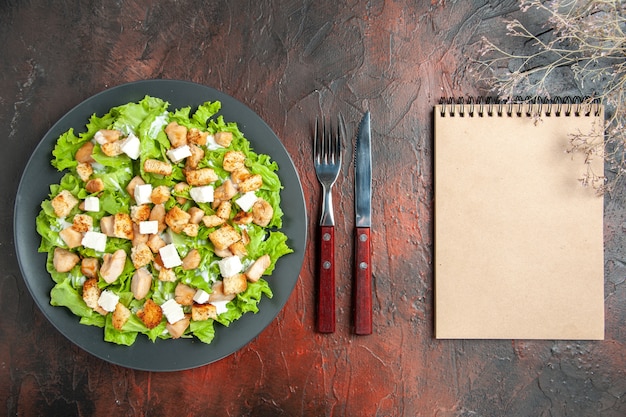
[148, 113, 169, 138]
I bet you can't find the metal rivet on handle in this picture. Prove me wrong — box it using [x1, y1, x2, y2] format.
[359, 233, 368, 242]
[359, 262, 368, 270]
[323, 233, 331, 241]
[323, 261, 331, 269]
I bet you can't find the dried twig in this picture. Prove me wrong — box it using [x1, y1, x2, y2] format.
[475, 0, 626, 194]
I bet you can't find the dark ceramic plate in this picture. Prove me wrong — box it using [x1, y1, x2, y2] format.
[14, 79, 307, 371]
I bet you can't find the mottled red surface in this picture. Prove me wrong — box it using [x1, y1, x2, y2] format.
[2, 1, 626, 416]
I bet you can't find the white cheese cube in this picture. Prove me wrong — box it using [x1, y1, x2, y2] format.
[166, 145, 192, 163]
[159, 244, 182, 268]
[218, 256, 243, 278]
[210, 300, 229, 315]
[134, 183, 153, 205]
[120, 132, 141, 160]
[81, 231, 107, 252]
[193, 289, 210, 304]
[235, 191, 258, 212]
[139, 220, 159, 235]
[161, 299, 185, 324]
[83, 196, 100, 212]
[97, 290, 119, 312]
[189, 185, 214, 203]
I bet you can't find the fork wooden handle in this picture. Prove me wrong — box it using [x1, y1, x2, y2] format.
[317, 225, 336, 333]
[354, 227, 372, 335]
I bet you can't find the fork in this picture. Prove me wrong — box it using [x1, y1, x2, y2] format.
[314, 115, 344, 333]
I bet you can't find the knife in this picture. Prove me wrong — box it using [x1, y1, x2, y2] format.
[354, 111, 372, 335]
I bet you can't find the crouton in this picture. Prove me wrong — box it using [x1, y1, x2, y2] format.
[137, 299, 163, 329]
[101, 141, 123, 157]
[131, 267, 153, 300]
[164, 121, 188, 148]
[151, 185, 171, 204]
[130, 204, 152, 223]
[72, 213, 93, 233]
[81, 258, 99, 279]
[202, 214, 225, 228]
[228, 241, 247, 258]
[182, 249, 201, 270]
[146, 233, 166, 253]
[223, 273, 248, 295]
[252, 199, 274, 227]
[245, 254, 271, 282]
[131, 243, 153, 269]
[214, 131, 233, 147]
[238, 174, 263, 193]
[82, 278, 107, 315]
[187, 127, 208, 146]
[112, 302, 131, 330]
[192, 303, 218, 321]
[144, 159, 173, 176]
[185, 144, 204, 170]
[213, 179, 237, 202]
[59, 227, 83, 248]
[215, 201, 231, 220]
[76, 162, 93, 182]
[126, 176, 146, 199]
[51, 190, 79, 218]
[182, 223, 199, 237]
[85, 178, 105, 193]
[165, 206, 191, 233]
[184, 168, 218, 186]
[187, 207, 205, 224]
[100, 249, 127, 284]
[174, 283, 196, 306]
[75, 141, 95, 163]
[209, 224, 241, 251]
[222, 150, 246, 172]
[158, 268, 176, 282]
[82, 278, 100, 308]
[166, 316, 190, 339]
[53, 247, 80, 273]
[113, 213, 134, 240]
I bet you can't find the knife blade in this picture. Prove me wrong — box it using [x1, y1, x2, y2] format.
[354, 111, 372, 335]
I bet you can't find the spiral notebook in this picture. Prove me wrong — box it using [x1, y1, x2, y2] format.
[434, 98, 605, 340]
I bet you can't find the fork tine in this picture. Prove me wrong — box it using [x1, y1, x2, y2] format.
[337, 113, 345, 160]
[314, 116, 320, 163]
[322, 116, 330, 164]
[334, 115, 342, 164]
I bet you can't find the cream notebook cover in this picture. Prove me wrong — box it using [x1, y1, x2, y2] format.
[434, 99, 605, 340]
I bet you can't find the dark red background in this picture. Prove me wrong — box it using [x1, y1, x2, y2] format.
[2, 1, 625, 416]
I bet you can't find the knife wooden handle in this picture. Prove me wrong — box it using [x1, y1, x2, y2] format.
[354, 227, 372, 335]
[317, 225, 336, 333]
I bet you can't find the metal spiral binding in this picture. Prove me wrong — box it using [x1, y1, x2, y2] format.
[438, 96, 601, 117]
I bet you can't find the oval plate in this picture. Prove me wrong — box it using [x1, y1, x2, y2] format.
[14, 79, 307, 371]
